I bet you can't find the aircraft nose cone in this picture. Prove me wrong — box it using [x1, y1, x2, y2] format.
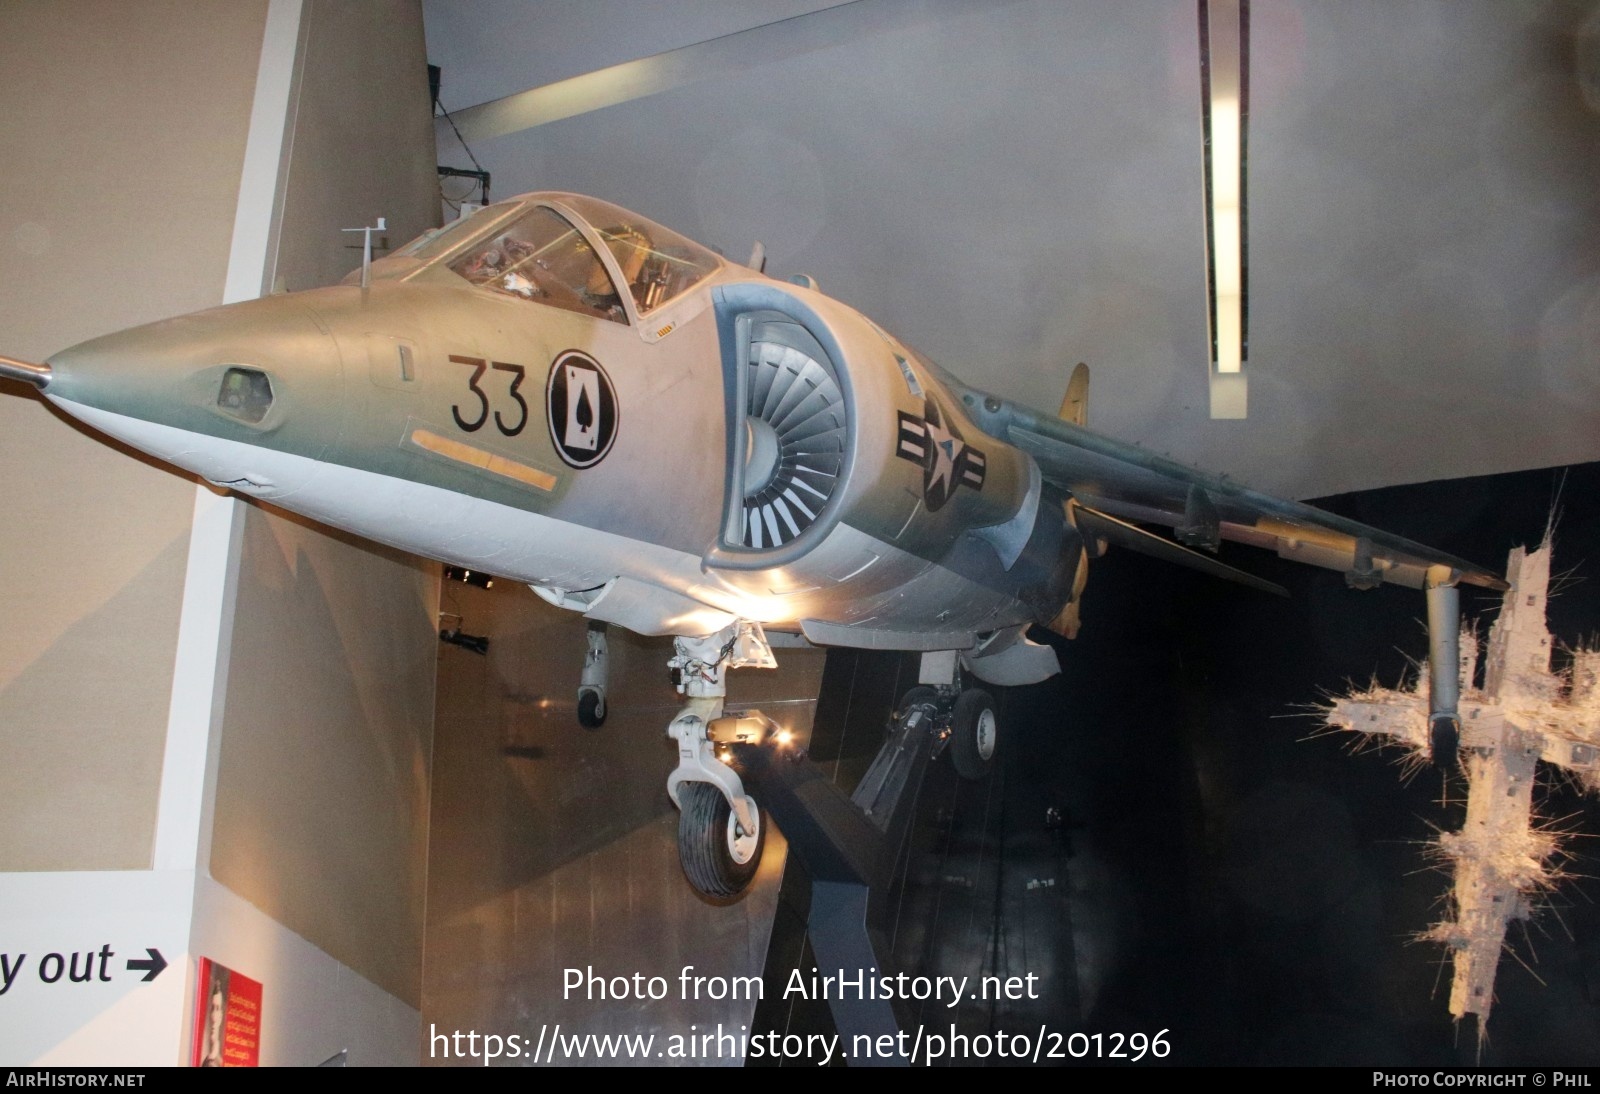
[45, 297, 334, 418]
[42, 296, 344, 489]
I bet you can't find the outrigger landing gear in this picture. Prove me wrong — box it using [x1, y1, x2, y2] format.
[665, 621, 778, 899]
[577, 622, 608, 729]
[897, 651, 1000, 783]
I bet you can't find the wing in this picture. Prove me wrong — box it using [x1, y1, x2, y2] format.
[944, 373, 1507, 593]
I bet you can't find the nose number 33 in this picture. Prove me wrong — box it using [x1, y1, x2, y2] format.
[449, 354, 528, 437]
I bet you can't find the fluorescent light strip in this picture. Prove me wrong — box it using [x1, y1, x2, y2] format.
[1200, 0, 1249, 416]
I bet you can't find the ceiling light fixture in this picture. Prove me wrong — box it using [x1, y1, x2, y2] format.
[1200, 0, 1249, 418]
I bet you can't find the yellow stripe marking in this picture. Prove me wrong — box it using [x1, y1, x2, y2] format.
[408, 428, 558, 492]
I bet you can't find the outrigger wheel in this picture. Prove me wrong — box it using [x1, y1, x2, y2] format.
[577, 689, 606, 729]
[576, 623, 608, 729]
[677, 782, 764, 898]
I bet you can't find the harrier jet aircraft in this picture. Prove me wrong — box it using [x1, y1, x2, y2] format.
[0, 192, 1506, 898]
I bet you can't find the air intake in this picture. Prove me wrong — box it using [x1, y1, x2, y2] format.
[736, 319, 847, 550]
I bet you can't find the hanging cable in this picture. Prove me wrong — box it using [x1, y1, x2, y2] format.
[435, 94, 490, 205]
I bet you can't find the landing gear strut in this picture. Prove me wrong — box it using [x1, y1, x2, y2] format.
[577, 622, 608, 728]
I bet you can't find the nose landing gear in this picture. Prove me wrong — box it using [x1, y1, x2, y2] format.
[665, 622, 777, 900]
[662, 635, 998, 900]
[677, 781, 765, 899]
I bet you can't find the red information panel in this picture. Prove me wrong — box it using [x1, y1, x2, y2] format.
[191, 957, 263, 1067]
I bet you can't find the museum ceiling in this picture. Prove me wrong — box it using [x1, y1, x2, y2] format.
[422, 0, 1600, 502]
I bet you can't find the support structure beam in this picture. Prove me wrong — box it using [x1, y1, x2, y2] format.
[440, 0, 981, 142]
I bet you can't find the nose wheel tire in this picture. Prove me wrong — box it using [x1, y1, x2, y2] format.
[678, 782, 764, 899]
[950, 688, 998, 781]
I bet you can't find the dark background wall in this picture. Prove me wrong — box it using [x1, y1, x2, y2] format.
[752, 460, 1600, 1066]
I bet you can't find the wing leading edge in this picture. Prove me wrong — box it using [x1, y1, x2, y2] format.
[944, 374, 1507, 593]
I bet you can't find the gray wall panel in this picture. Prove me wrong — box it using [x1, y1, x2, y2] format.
[210, 507, 439, 1005]
[0, 0, 269, 871]
[208, 0, 442, 1006]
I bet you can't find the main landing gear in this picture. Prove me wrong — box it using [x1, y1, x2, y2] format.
[895, 652, 999, 783]
[948, 687, 999, 780]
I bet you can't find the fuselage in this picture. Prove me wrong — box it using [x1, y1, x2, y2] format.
[42, 193, 1080, 648]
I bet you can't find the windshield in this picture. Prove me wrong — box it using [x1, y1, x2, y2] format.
[555, 194, 722, 315]
[395, 201, 521, 261]
[447, 205, 628, 324]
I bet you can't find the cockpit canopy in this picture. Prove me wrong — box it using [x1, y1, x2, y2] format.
[373, 193, 724, 324]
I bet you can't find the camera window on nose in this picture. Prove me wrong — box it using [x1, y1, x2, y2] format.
[217, 366, 274, 424]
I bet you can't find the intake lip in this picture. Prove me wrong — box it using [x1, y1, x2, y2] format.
[0, 355, 50, 389]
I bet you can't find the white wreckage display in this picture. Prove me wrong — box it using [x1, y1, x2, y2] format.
[1326, 538, 1600, 1029]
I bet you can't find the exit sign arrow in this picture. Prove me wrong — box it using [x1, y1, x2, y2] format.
[126, 948, 167, 982]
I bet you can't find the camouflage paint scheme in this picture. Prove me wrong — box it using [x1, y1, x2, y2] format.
[36, 192, 1502, 664]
